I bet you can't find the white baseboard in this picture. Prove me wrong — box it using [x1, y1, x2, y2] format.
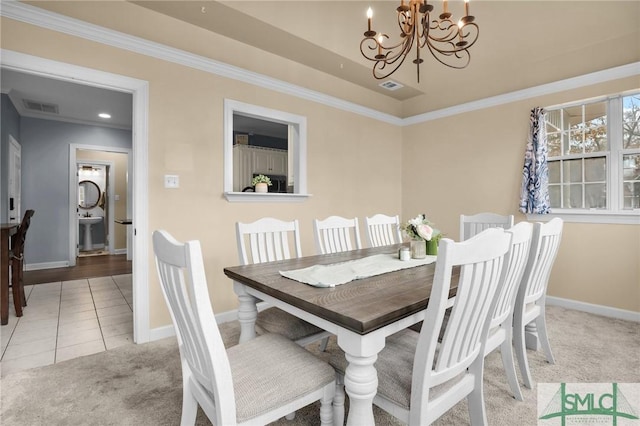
[25, 261, 69, 271]
[113, 248, 127, 255]
[147, 324, 175, 342]
[81, 244, 105, 251]
[546, 296, 640, 322]
[147, 308, 239, 342]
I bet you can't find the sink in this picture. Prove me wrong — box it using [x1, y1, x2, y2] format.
[79, 216, 103, 225]
[79, 216, 103, 251]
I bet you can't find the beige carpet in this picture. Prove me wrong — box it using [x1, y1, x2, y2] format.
[1, 305, 638, 425]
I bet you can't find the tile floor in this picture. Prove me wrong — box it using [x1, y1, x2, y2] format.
[0, 274, 133, 377]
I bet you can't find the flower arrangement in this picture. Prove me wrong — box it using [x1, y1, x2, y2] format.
[401, 213, 442, 242]
[252, 174, 272, 186]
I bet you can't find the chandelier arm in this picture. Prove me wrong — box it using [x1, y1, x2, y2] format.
[360, 34, 414, 65]
[457, 23, 480, 49]
[424, 41, 471, 69]
[372, 32, 415, 80]
[360, 38, 380, 61]
[427, 20, 460, 45]
[424, 22, 479, 55]
[372, 46, 413, 80]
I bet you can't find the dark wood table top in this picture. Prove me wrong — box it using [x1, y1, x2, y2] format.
[224, 244, 457, 335]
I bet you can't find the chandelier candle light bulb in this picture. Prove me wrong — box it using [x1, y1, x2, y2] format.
[365, 8, 376, 37]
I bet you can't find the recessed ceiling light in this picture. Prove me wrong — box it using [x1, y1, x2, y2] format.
[98, 113, 111, 119]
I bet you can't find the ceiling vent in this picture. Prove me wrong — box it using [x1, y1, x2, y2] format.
[23, 99, 59, 114]
[379, 80, 404, 91]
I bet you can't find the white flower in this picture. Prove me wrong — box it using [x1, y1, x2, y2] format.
[401, 213, 441, 242]
[416, 224, 433, 241]
[408, 215, 424, 227]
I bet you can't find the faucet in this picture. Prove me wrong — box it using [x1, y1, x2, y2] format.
[84, 211, 91, 217]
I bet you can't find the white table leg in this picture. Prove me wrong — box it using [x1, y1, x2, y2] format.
[343, 352, 378, 426]
[336, 332, 385, 426]
[233, 282, 258, 343]
[525, 322, 540, 350]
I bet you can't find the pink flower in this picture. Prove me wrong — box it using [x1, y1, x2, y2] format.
[416, 224, 433, 241]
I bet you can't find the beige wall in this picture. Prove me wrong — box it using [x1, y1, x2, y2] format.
[402, 76, 640, 312]
[1, 17, 402, 329]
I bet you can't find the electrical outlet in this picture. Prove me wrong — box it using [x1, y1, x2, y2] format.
[164, 175, 179, 189]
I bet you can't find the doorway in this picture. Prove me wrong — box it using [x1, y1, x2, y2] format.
[72, 151, 131, 261]
[2, 50, 150, 343]
[75, 160, 114, 258]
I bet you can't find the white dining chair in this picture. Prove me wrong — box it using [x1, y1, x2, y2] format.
[364, 213, 403, 247]
[483, 221, 533, 401]
[313, 215, 362, 255]
[328, 228, 512, 425]
[152, 230, 335, 425]
[514, 218, 564, 389]
[460, 212, 514, 241]
[236, 218, 331, 347]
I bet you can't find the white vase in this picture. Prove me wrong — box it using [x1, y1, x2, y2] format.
[255, 182, 268, 193]
[410, 239, 426, 259]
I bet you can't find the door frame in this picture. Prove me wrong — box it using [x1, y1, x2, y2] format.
[72, 155, 121, 257]
[1, 49, 151, 343]
[7, 135, 21, 223]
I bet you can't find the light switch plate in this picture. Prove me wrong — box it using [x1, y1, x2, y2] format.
[164, 175, 179, 189]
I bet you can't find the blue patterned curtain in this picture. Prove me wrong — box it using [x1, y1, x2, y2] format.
[519, 107, 550, 214]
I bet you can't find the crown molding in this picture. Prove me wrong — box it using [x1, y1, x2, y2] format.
[404, 62, 640, 125]
[2, 1, 638, 128]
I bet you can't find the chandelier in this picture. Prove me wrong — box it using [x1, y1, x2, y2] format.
[362, 0, 479, 83]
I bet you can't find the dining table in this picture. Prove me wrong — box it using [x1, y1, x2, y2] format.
[1, 223, 19, 325]
[223, 243, 458, 425]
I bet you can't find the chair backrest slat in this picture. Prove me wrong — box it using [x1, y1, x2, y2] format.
[313, 216, 362, 255]
[364, 214, 402, 248]
[490, 221, 533, 329]
[521, 218, 563, 304]
[237, 218, 301, 265]
[460, 212, 514, 241]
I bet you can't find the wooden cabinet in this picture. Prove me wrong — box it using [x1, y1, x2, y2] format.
[233, 145, 254, 191]
[253, 148, 287, 175]
[233, 145, 287, 191]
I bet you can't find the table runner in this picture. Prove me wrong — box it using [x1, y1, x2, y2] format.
[279, 253, 437, 288]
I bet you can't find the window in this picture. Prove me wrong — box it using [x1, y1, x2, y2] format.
[223, 99, 309, 202]
[543, 91, 640, 223]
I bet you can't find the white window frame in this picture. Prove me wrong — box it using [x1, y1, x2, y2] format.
[528, 90, 640, 225]
[223, 99, 310, 202]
